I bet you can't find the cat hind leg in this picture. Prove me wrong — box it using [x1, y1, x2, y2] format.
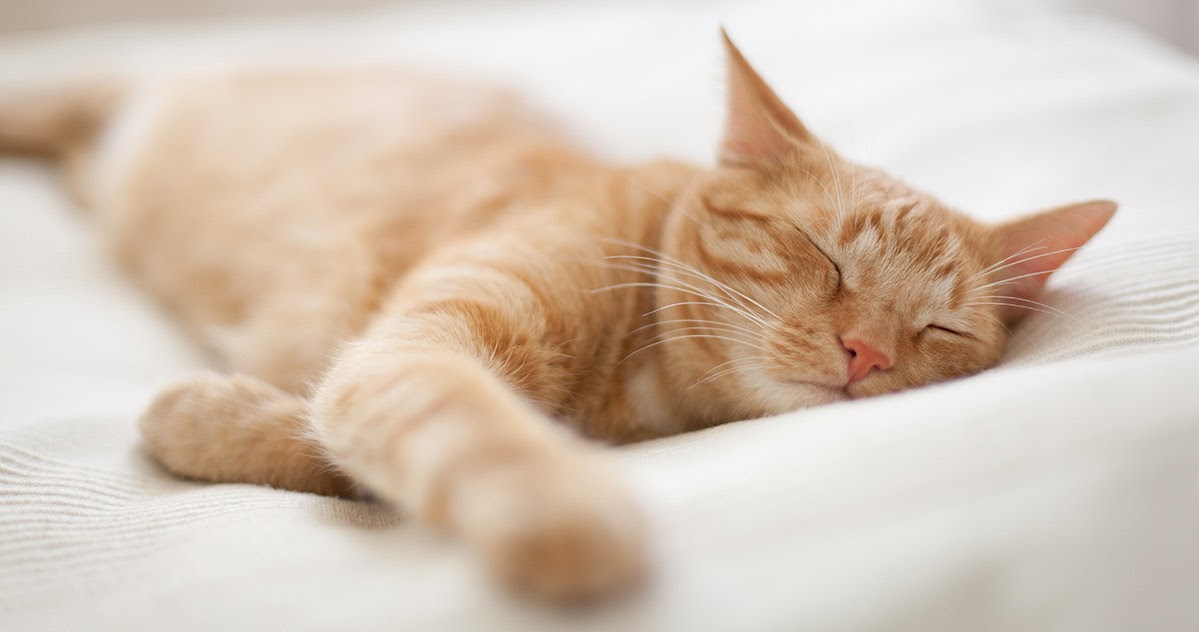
[139, 372, 357, 498]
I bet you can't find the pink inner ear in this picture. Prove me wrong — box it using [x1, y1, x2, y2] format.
[719, 30, 813, 166]
[992, 200, 1117, 324]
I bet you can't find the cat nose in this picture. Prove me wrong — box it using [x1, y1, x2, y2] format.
[841, 337, 892, 386]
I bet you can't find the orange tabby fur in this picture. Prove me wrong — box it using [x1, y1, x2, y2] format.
[0, 33, 1114, 601]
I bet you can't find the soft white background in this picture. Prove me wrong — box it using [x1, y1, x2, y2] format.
[0, 0, 1197, 54]
[0, 0, 1194, 54]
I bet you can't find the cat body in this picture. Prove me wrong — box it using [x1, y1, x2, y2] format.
[0, 34, 1114, 601]
[93, 69, 697, 442]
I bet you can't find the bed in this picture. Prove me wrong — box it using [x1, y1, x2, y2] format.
[2, 1, 1198, 629]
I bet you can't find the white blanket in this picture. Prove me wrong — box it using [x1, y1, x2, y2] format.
[2, 1, 1198, 630]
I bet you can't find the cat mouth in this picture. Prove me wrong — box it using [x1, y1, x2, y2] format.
[781, 379, 850, 399]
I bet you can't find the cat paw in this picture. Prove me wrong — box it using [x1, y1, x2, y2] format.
[139, 373, 356, 496]
[138, 373, 236, 477]
[455, 457, 647, 603]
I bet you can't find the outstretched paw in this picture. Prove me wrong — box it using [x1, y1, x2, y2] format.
[455, 456, 647, 603]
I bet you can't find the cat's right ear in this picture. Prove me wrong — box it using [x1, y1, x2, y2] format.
[719, 29, 815, 167]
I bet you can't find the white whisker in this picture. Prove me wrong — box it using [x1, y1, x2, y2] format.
[975, 268, 1061, 291]
[970, 295, 1071, 318]
[970, 241, 1046, 281]
[694, 361, 766, 387]
[695, 356, 744, 382]
[619, 333, 769, 365]
[968, 301, 1077, 321]
[792, 164, 837, 205]
[849, 160, 859, 215]
[648, 325, 769, 344]
[590, 276, 775, 331]
[628, 317, 768, 342]
[646, 300, 740, 317]
[607, 254, 782, 325]
[973, 309, 1011, 332]
[599, 242, 784, 322]
[975, 245, 1083, 282]
[820, 143, 847, 218]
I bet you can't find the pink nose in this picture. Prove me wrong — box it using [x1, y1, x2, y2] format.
[842, 337, 892, 386]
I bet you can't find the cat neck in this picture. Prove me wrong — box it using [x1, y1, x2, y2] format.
[630, 162, 768, 433]
[604, 159, 756, 438]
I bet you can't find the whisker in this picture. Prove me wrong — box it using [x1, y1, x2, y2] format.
[792, 164, 837, 205]
[648, 325, 770, 344]
[974, 309, 1011, 333]
[590, 280, 722, 298]
[603, 256, 728, 291]
[590, 276, 774, 331]
[600, 243, 783, 322]
[645, 301, 780, 334]
[606, 255, 782, 326]
[619, 334, 769, 365]
[970, 295, 1071, 318]
[975, 268, 1061, 291]
[975, 245, 1083, 282]
[601, 241, 754, 298]
[647, 298, 780, 330]
[628, 317, 768, 341]
[849, 160, 859, 216]
[969, 241, 1046, 281]
[646, 300, 740, 317]
[694, 361, 766, 387]
[695, 356, 744, 382]
[968, 301, 1077, 322]
[819, 143, 847, 218]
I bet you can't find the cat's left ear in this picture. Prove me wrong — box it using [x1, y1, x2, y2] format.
[719, 29, 815, 167]
[990, 199, 1117, 324]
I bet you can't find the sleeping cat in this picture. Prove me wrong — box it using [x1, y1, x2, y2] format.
[0, 32, 1113, 602]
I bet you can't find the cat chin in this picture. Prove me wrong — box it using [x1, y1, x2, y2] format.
[755, 378, 849, 413]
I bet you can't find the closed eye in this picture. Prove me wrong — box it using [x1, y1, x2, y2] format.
[798, 230, 842, 291]
[925, 324, 970, 338]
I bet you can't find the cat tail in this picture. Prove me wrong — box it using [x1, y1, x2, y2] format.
[0, 78, 123, 157]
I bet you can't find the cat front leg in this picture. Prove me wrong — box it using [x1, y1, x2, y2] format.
[308, 303, 646, 602]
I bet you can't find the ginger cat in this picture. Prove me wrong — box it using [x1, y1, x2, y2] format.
[0, 33, 1114, 602]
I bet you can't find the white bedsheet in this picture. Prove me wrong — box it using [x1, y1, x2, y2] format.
[2, 1, 1198, 630]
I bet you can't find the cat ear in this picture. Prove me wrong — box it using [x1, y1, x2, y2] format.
[990, 199, 1117, 324]
[719, 29, 814, 167]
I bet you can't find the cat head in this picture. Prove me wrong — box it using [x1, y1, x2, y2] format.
[655, 32, 1115, 417]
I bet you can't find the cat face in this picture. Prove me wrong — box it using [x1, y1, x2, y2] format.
[654, 33, 1114, 417]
